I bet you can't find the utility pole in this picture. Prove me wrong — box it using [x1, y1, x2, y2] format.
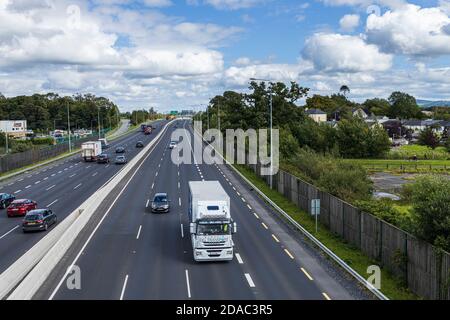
[98, 107, 101, 139]
[250, 78, 274, 189]
[5, 132, 8, 155]
[67, 101, 72, 153]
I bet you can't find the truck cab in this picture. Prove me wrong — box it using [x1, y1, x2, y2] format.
[189, 181, 237, 262]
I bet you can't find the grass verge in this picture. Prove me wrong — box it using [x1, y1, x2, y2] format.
[234, 164, 419, 300]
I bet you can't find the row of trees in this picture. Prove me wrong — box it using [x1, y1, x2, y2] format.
[0, 93, 121, 133]
[199, 81, 391, 160]
[305, 91, 425, 120]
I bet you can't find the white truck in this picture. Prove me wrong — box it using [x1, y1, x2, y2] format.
[189, 181, 237, 262]
[81, 141, 102, 162]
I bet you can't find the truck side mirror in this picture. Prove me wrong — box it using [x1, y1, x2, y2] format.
[190, 223, 196, 235]
[233, 222, 237, 234]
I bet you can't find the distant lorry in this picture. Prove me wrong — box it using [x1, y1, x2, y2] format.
[81, 141, 102, 162]
[188, 181, 236, 262]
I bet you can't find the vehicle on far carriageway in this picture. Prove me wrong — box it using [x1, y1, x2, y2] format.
[0, 193, 16, 209]
[188, 181, 237, 262]
[82, 141, 102, 162]
[22, 209, 57, 233]
[7, 199, 38, 217]
[115, 155, 127, 165]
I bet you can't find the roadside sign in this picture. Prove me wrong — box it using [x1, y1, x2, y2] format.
[311, 199, 320, 233]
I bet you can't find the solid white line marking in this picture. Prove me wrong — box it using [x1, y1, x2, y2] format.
[136, 225, 142, 240]
[235, 253, 244, 264]
[322, 293, 331, 300]
[301, 268, 314, 281]
[185, 270, 191, 298]
[245, 273, 255, 288]
[74, 183, 82, 190]
[14, 190, 22, 194]
[46, 185, 56, 191]
[120, 275, 129, 300]
[0, 225, 19, 240]
[47, 199, 59, 208]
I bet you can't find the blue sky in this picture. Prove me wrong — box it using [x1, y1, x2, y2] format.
[0, 0, 449, 111]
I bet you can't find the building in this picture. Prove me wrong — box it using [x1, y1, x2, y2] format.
[352, 107, 370, 119]
[0, 120, 27, 138]
[305, 109, 327, 123]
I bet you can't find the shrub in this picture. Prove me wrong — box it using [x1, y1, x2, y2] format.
[408, 175, 450, 252]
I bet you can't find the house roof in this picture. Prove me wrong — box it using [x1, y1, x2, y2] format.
[402, 120, 424, 126]
[305, 109, 326, 115]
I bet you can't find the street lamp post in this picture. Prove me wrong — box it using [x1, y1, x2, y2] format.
[67, 101, 72, 153]
[98, 107, 101, 139]
[250, 78, 274, 189]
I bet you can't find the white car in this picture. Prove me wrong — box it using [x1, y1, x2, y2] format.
[169, 141, 177, 149]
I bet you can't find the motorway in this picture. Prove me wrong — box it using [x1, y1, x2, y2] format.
[0, 121, 166, 274]
[35, 119, 366, 300]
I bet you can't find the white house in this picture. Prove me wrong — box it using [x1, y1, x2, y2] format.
[0, 120, 27, 138]
[305, 109, 327, 123]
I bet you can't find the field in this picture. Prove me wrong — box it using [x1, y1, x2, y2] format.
[388, 145, 449, 160]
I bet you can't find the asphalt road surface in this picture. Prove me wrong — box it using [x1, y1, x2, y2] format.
[40, 120, 365, 300]
[0, 120, 166, 274]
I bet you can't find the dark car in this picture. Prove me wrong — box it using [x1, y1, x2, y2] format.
[115, 155, 127, 165]
[97, 153, 110, 164]
[115, 147, 126, 153]
[22, 209, 57, 233]
[151, 193, 170, 213]
[7, 199, 38, 217]
[0, 193, 16, 209]
[136, 141, 144, 148]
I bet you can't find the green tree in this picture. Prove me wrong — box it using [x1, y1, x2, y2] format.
[418, 127, 439, 149]
[388, 92, 422, 119]
[408, 176, 450, 251]
[363, 98, 390, 116]
[340, 85, 350, 97]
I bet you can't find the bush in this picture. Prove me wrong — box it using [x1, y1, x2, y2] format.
[408, 175, 450, 252]
[355, 199, 411, 229]
[283, 149, 373, 202]
[11, 140, 34, 153]
[32, 137, 54, 146]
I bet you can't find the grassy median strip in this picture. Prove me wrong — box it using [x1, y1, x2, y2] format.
[234, 164, 418, 300]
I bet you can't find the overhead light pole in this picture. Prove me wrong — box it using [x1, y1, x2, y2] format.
[250, 77, 274, 189]
[98, 107, 101, 139]
[67, 101, 72, 153]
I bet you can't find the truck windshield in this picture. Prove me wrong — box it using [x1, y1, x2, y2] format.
[197, 223, 231, 236]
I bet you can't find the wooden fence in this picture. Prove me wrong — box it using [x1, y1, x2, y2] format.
[249, 161, 450, 300]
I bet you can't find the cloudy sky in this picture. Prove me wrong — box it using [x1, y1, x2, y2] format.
[0, 0, 449, 112]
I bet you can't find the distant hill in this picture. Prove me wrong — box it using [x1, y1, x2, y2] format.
[417, 99, 450, 107]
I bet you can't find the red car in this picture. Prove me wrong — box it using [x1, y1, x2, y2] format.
[7, 199, 38, 217]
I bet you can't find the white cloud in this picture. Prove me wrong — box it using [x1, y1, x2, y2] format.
[302, 33, 393, 73]
[366, 4, 450, 56]
[196, 0, 265, 10]
[339, 14, 360, 32]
